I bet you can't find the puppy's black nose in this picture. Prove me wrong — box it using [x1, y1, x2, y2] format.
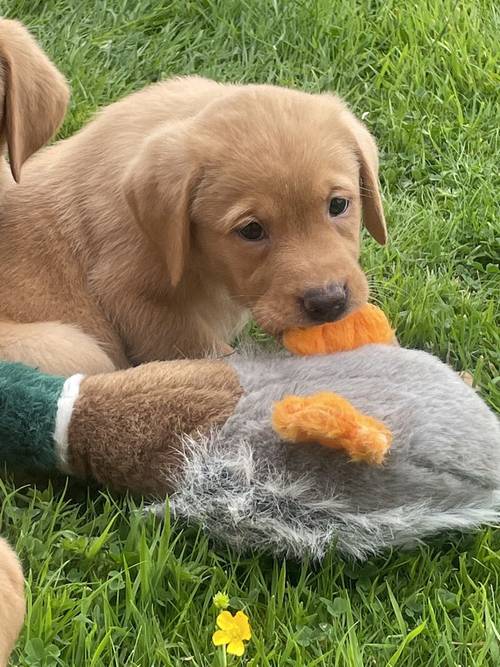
[301, 283, 348, 323]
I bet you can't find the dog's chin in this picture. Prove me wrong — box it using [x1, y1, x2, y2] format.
[256, 299, 365, 337]
[252, 314, 299, 338]
[253, 311, 327, 337]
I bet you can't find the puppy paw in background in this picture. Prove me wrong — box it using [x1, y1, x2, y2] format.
[459, 371, 474, 387]
[0, 538, 25, 667]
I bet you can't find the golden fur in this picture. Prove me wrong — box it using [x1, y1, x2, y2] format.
[0, 49, 386, 376]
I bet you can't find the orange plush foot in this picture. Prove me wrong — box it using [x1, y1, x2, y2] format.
[283, 303, 395, 355]
[272, 392, 392, 464]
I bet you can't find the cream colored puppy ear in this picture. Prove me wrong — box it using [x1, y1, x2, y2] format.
[329, 96, 387, 245]
[0, 19, 70, 182]
[122, 124, 200, 287]
[346, 114, 387, 244]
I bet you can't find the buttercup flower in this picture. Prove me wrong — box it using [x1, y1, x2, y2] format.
[213, 591, 230, 610]
[212, 610, 252, 657]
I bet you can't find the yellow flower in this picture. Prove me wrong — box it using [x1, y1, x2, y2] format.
[212, 610, 252, 657]
[213, 591, 230, 610]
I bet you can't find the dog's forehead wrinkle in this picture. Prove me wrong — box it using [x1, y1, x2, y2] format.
[209, 153, 354, 206]
[198, 88, 355, 167]
[199, 165, 314, 221]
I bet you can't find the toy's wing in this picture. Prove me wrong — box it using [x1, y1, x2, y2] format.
[272, 391, 392, 464]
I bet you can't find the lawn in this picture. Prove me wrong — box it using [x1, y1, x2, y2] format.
[1, 0, 499, 665]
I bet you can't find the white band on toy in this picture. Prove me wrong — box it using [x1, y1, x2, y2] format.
[53, 373, 85, 473]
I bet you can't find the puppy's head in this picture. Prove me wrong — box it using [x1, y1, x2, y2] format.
[0, 19, 69, 182]
[124, 84, 386, 334]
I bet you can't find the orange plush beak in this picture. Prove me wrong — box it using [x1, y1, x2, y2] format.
[283, 303, 395, 356]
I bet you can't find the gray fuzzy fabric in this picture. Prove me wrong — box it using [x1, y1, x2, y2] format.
[150, 346, 500, 561]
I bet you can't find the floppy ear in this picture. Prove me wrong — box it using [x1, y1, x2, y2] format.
[122, 125, 200, 288]
[340, 109, 387, 245]
[0, 19, 69, 182]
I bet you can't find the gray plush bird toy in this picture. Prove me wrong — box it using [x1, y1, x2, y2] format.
[1, 305, 499, 561]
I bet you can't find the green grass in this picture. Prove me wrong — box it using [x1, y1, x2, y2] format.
[1, 0, 499, 664]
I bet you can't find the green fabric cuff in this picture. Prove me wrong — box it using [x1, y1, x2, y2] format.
[0, 362, 66, 471]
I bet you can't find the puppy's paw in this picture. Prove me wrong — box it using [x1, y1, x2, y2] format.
[459, 371, 474, 388]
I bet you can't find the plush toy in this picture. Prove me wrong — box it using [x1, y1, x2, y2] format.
[1, 304, 499, 560]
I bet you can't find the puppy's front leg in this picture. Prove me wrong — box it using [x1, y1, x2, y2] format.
[65, 359, 243, 496]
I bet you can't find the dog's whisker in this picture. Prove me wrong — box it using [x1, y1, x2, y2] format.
[368, 281, 404, 295]
[364, 267, 386, 276]
[367, 277, 414, 302]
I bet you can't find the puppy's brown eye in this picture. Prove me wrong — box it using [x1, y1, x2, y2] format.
[329, 197, 349, 217]
[238, 221, 266, 241]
